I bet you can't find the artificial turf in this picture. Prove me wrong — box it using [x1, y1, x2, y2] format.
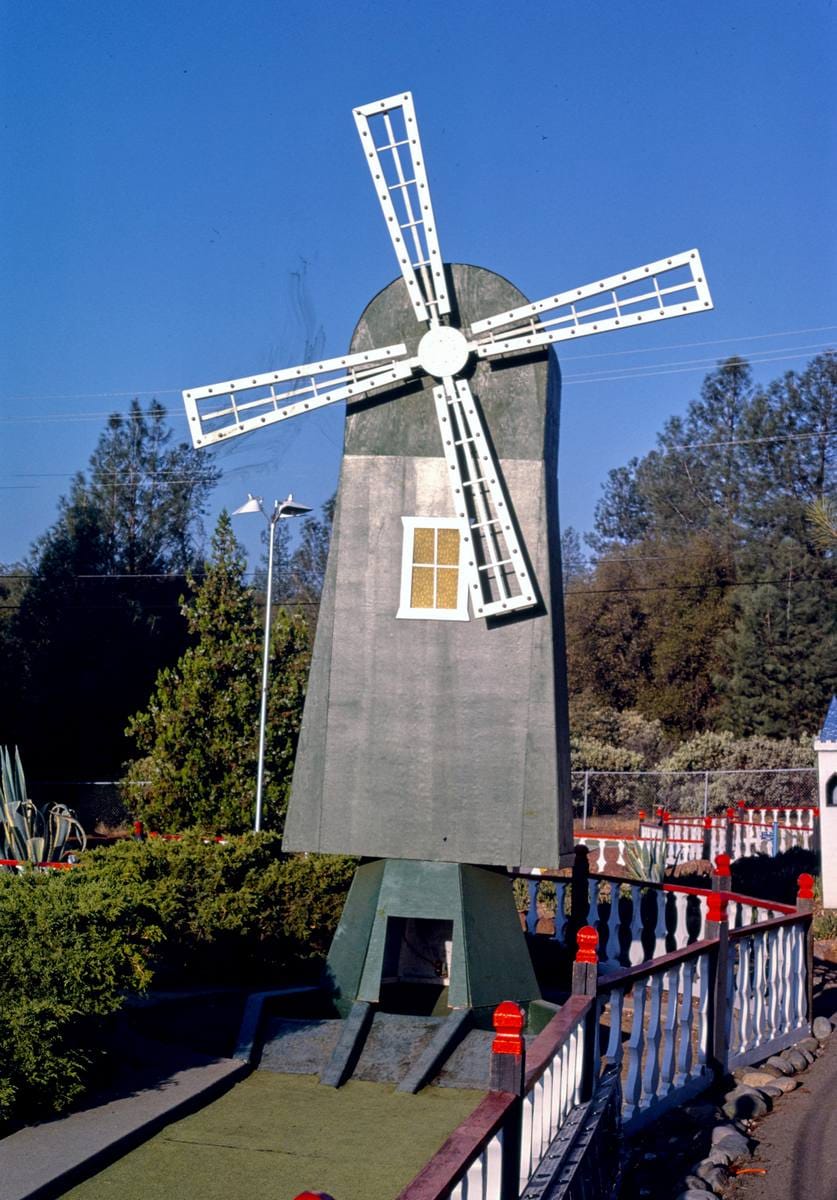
[64, 1071, 483, 1200]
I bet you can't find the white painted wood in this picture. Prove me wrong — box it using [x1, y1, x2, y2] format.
[658, 966, 679, 1098]
[674, 958, 695, 1086]
[624, 980, 647, 1121]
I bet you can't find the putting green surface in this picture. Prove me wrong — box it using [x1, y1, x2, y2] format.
[65, 1072, 483, 1200]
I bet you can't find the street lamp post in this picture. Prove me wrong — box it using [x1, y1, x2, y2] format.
[233, 493, 311, 832]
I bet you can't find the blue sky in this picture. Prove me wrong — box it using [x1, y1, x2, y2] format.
[1, 0, 835, 570]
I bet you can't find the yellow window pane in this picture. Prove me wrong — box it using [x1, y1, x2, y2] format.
[436, 567, 459, 609]
[412, 527, 435, 564]
[411, 566, 435, 608]
[437, 527, 460, 566]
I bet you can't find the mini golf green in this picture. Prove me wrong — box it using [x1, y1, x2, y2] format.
[64, 1072, 483, 1200]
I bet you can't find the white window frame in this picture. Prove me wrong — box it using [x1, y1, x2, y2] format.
[396, 516, 472, 621]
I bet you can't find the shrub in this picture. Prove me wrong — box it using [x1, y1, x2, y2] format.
[0, 868, 156, 1125]
[77, 834, 357, 983]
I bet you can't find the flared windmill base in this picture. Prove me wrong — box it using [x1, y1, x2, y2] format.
[324, 858, 540, 1018]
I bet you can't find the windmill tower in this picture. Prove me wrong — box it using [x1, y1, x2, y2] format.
[183, 92, 713, 1013]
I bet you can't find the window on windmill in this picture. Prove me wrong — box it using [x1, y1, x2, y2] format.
[397, 517, 471, 621]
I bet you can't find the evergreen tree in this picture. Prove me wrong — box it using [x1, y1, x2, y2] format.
[124, 513, 310, 834]
[7, 401, 219, 779]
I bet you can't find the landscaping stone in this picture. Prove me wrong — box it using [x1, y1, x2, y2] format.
[722, 1086, 771, 1120]
[740, 1068, 781, 1087]
[694, 1159, 729, 1192]
[681, 1176, 713, 1193]
[765, 1054, 795, 1075]
[759, 1084, 784, 1098]
[782, 1047, 808, 1071]
[706, 1145, 735, 1166]
[798, 1036, 820, 1054]
[711, 1124, 749, 1151]
[676, 1192, 715, 1200]
[813, 1015, 833, 1039]
[800, 1047, 815, 1064]
[769, 1075, 800, 1093]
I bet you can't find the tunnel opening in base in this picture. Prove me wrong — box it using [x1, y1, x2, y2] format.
[378, 916, 453, 1015]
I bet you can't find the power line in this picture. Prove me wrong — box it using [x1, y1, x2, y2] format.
[565, 575, 835, 598]
[0, 332, 833, 420]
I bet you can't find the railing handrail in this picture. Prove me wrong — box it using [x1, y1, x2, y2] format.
[596, 935, 717, 991]
[523, 995, 593, 1091]
[395, 1091, 515, 1200]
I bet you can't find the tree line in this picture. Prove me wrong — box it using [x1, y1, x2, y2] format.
[563, 352, 835, 740]
[0, 352, 833, 833]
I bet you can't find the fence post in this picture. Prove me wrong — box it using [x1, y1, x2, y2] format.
[771, 820, 780, 858]
[812, 809, 821, 861]
[572, 926, 599, 1101]
[725, 808, 735, 859]
[132, 820, 145, 841]
[703, 770, 710, 817]
[797, 873, 815, 1032]
[638, 809, 646, 837]
[490, 1001, 526, 1095]
[582, 769, 589, 829]
[490, 1002, 525, 1200]
[702, 816, 713, 862]
[706, 856, 731, 1076]
[570, 844, 591, 947]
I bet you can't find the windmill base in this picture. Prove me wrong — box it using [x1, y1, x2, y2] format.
[324, 858, 540, 1017]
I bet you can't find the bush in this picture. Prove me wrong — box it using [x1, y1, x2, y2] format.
[0, 836, 357, 1127]
[78, 833, 357, 984]
[0, 868, 156, 1125]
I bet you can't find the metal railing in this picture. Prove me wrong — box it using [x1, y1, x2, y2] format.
[572, 767, 816, 823]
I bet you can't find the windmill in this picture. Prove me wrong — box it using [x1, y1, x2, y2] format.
[183, 92, 713, 1016]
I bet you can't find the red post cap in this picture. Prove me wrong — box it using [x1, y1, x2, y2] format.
[797, 873, 815, 901]
[726, 807, 736, 821]
[704, 816, 713, 829]
[575, 925, 599, 964]
[737, 800, 746, 809]
[663, 809, 671, 822]
[492, 1001, 525, 1056]
[656, 806, 664, 817]
[638, 810, 646, 820]
[714, 853, 731, 878]
[707, 890, 729, 923]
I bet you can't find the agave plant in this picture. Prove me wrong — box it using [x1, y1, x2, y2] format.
[1, 746, 87, 865]
[623, 838, 680, 883]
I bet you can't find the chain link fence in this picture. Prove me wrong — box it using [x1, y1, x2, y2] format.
[572, 768, 817, 825]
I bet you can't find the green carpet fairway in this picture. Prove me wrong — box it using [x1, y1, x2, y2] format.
[64, 1072, 484, 1200]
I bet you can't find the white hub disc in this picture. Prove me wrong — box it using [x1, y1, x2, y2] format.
[417, 326, 470, 379]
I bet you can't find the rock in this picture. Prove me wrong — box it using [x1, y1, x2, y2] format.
[766, 1054, 795, 1075]
[782, 1048, 808, 1071]
[722, 1086, 771, 1120]
[711, 1123, 749, 1150]
[800, 1047, 815, 1064]
[682, 1175, 712, 1192]
[759, 1084, 784, 1097]
[706, 1145, 735, 1166]
[769, 1075, 799, 1093]
[713, 1130, 752, 1157]
[675, 1192, 715, 1200]
[741, 1068, 782, 1087]
[813, 1015, 833, 1039]
[694, 1159, 729, 1193]
[798, 1036, 820, 1053]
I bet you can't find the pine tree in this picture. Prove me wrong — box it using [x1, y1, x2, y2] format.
[124, 512, 310, 834]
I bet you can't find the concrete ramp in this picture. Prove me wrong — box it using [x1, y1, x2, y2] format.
[257, 1010, 498, 1091]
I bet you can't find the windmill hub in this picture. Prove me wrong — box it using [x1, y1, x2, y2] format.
[417, 324, 470, 379]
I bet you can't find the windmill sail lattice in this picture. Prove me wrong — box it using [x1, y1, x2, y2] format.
[183, 90, 713, 628]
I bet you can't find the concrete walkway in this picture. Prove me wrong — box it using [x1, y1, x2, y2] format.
[0, 1045, 248, 1200]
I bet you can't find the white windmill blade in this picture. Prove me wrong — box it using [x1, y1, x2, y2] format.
[470, 249, 713, 359]
[354, 91, 451, 326]
[182, 343, 412, 448]
[433, 377, 537, 619]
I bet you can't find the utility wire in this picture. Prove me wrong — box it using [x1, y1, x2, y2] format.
[0, 330, 833, 418]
